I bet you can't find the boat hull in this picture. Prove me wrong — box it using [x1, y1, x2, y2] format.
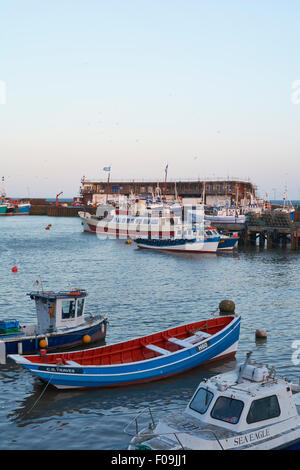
[10, 316, 241, 390]
[0, 205, 7, 215]
[13, 203, 31, 215]
[2, 320, 107, 355]
[205, 215, 246, 225]
[217, 237, 239, 251]
[137, 240, 219, 253]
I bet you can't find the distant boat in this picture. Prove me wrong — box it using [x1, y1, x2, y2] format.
[79, 206, 184, 238]
[9, 314, 241, 390]
[205, 207, 246, 226]
[0, 202, 7, 215]
[0, 286, 108, 363]
[0, 200, 31, 215]
[218, 233, 239, 251]
[12, 202, 31, 215]
[135, 227, 220, 253]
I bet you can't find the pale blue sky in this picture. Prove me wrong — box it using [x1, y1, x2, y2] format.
[1, 1, 300, 198]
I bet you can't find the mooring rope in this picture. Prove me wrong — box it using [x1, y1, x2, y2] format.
[21, 375, 54, 418]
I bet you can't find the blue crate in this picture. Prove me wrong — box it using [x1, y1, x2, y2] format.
[0, 319, 20, 330]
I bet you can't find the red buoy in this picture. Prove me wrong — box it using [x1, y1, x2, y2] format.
[11, 266, 18, 272]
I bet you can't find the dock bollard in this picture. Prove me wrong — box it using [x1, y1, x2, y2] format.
[219, 300, 235, 315]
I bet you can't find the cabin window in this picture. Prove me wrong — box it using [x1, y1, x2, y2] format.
[189, 388, 214, 415]
[62, 300, 76, 319]
[77, 298, 84, 317]
[211, 396, 244, 424]
[246, 395, 280, 424]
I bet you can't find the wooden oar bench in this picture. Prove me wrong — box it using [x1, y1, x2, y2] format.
[168, 332, 211, 348]
[145, 344, 171, 355]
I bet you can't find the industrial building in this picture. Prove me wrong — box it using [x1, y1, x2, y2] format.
[79, 178, 257, 207]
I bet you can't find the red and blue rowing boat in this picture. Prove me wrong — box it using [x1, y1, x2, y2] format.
[9, 314, 241, 390]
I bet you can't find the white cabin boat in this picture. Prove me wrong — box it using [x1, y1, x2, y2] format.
[205, 207, 246, 225]
[127, 353, 300, 450]
[79, 202, 205, 240]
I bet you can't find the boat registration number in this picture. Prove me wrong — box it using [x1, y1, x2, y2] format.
[38, 365, 83, 374]
[196, 341, 209, 352]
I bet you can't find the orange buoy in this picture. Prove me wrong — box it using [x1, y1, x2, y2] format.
[39, 339, 48, 348]
[11, 266, 18, 272]
[82, 335, 91, 344]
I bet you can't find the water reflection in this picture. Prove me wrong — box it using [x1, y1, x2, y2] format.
[10, 357, 237, 424]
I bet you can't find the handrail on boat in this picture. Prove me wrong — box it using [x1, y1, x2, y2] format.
[124, 409, 225, 450]
[124, 407, 156, 436]
[129, 428, 225, 450]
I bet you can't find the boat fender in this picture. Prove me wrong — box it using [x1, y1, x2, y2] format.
[39, 338, 48, 348]
[39, 348, 47, 357]
[83, 335, 91, 344]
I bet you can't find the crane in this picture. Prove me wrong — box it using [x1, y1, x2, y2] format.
[56, 192, 63, 207]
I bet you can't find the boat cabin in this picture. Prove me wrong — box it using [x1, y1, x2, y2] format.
[185, 362, 299, 436]
[28, 289, 88, 334]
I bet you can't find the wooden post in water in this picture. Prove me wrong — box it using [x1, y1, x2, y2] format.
[259, 232, 265, 248]
[250, 232, 257, 246]
[291, 230, 299, 250]
[267, 232, 273, 249]
[281, 233, 287, 248]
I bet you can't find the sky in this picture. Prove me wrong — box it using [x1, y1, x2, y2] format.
[1, 0, 300, 199]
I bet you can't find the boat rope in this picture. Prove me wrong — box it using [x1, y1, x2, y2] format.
[21, 375, 54, 418]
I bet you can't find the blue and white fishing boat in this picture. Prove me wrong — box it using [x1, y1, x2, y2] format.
[13, 201, 31, 215]
[218, 233, 239, 251]
[128, 352, 300, 450]
[0, 178, 31, 215]
[0, 286, 108, 363]
[9, 314, 241, 389]
[135, 227, 220, 253]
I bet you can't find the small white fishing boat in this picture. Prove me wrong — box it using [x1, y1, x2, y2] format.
[127, 353, 300, 450]
[205, 207, 246, 226]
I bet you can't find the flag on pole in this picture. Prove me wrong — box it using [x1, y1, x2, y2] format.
[165, 163, 168, 182]
[103, 166, 111, 172]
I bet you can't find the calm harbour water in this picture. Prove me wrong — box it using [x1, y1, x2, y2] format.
[0, 215, 299, 450]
